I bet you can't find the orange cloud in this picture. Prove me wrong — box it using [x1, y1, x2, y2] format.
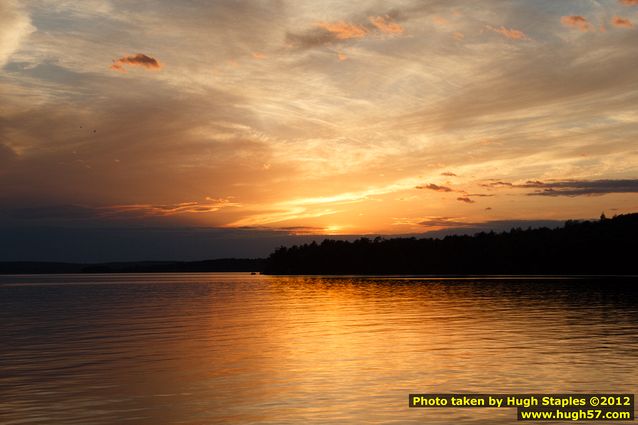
[612, 16, 634, 28]
[111, 53, 162, 72]
[453, 31, 464, 41]
[252, 52, 267, 59]
[620, 0, 638, 5]
[560, 16, 593, 32]
[369, 16, 404, 34]
[486, 25, 528, 40]
[316, 21, 368, 39]
[337, 52, 348, 61]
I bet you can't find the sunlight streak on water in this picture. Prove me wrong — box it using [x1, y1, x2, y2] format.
[1, 273, 637, 424]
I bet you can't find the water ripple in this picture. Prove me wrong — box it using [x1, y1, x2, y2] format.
[1, 274, 637, 424]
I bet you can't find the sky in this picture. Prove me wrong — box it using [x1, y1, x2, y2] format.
[2, 0, 638, 261]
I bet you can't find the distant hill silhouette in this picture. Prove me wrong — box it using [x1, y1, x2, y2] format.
[263, 213, 638, 275]
[0, 258, 264, 275]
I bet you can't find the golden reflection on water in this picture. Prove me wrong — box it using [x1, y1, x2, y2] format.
[1, 273, 637, 424]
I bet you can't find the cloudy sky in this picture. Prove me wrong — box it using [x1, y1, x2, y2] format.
[2, 0, 638, 260]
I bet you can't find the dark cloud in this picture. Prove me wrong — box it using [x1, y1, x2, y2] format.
[480, 181, 514, 188]
[456, 196, 475, 203]
[285, 29, 344, 49]
[441, 171, 457, 176]
[420, 219, 566, 238]
[481, 179, 638, 197]
[418, 217, 473, 227]
[111, 54, 162, 72]
[415, 183, 453, 192]
[241, 225, 334, 235]
[526, 179, 638, 196]
[417, 217, 565, 235]
[480, 180, 521, 189]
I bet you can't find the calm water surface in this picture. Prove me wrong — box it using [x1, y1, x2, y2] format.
[1, 273, 637, 424]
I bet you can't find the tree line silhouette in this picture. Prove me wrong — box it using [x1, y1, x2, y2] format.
[263, 213, 638, 275]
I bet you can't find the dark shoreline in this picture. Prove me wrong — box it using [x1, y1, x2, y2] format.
[0, 258, 265, 275]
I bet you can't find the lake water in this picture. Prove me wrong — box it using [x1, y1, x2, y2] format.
[1, 273, 637, 424]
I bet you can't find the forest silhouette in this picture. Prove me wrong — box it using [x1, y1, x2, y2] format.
[263, 213, 638, 275]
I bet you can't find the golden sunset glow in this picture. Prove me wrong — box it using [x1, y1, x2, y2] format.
[2, 0, 638, 259]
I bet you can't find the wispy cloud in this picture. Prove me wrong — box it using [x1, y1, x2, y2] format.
[287, 14, 403, 49]
[369, 15, 404, 34]
[227, 207, 338, 228]
[316, 21, 368, 40]
[0, 0, 35, 66]
[560, 15, 594, 32]
[1, 199, 239, 221]
[107, 199, 238, 216]
[431, 16, 449, 26]
[111, 53, 162, 72]
[486, 25, 529, 40]
[620, 0, 638, 5]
